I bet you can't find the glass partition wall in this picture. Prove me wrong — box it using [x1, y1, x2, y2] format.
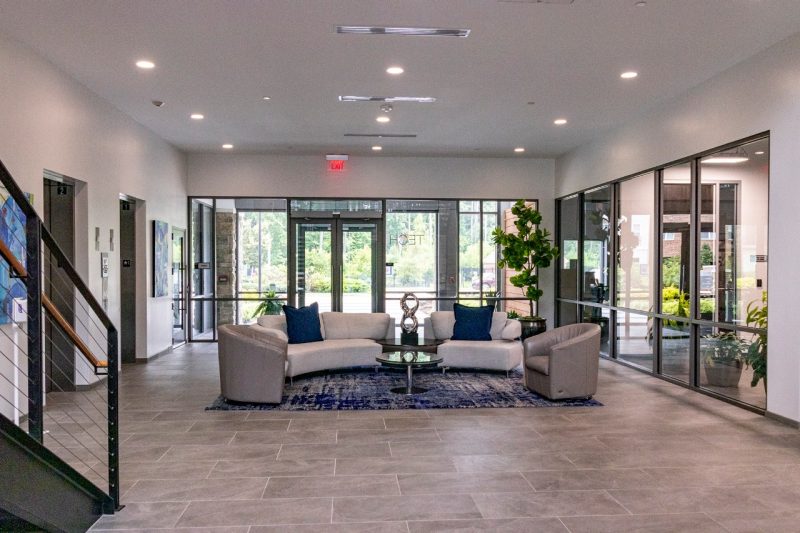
[188, 198, 535, 341]
[556, 135, 768, 411]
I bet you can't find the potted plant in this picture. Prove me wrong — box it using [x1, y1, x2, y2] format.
[744, 292, 767, 391]
[701, 331, 747, 387]
[492, 200, 559, 340]
[253, 289, 282, 317]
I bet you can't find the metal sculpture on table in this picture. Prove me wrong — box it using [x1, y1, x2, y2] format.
[400, 292, 419, 342]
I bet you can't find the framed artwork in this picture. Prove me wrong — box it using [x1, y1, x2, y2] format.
[0, 191, 32, 324]
[152, 220, 170, 297]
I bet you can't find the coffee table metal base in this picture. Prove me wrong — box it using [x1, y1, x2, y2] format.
[390, 365, 426, 395]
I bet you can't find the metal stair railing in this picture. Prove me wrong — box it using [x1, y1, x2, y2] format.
[0, 159, 119, 511]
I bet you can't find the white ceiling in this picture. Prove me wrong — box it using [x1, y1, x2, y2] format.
[1, 0, 799, 158]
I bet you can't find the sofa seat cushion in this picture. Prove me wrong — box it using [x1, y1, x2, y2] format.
[526, 355, 550, 376]
[286, 339, 382, 377]
[437, 340, 522, 372]
[321, 312, 390, 340]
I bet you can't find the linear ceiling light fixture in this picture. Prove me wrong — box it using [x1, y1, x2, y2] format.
[344, 133, 417, 138]
[339, 96, 436, 103]
[702, 147, 749, 165]
[336, 25, 470, 37]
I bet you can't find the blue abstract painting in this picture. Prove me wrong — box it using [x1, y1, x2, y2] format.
[0, 192, 30, 324]
[153, 220, 169, 297]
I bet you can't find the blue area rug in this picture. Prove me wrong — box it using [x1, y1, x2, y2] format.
[206, 367, 602, 411]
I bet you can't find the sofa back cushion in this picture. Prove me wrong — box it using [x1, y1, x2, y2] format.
[321, 312, 390, 340]
[451, 304, 493, 341]
[429, 311, 509, 340]
[256, 314, 287, 333]
[282, 303, 324, 344]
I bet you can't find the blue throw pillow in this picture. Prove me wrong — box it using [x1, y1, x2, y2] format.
[451, 303, 494, 341]
[282, 302, 324, 344]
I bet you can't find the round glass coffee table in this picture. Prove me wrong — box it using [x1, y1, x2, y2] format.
[376, 351, 444, 394]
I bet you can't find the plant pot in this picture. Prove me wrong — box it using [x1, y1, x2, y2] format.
[703, 359, 743, 387]
[519, 317, 547, 341]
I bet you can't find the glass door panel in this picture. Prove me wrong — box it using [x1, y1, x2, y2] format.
[342, 222, 379, 313]
[295, 222, 333, 312]
[172, 227, 186, 345]
[660, 163, 692, 382]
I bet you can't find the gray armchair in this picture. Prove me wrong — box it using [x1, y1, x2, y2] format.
[523, 323, 601, 400]
[218, 324, 287, 404]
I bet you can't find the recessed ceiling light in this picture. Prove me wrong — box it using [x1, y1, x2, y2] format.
[190, 113, 204, 120]
[376, 116, 390, 123]
[635, 1, 647, 6]
[336, 25, 470, 37]
[514, 147, 525, 153]
[554, 118, 568, 125]
[620, 71, 638, 79]
[135, 60, 155, 69]
[386, 66, 404, 75]
[372, 145, 383, 151]
[222, 144, 233, 149]
[262, 96, 271, 100]
[755, 151, 765, 155]
[339, 96, 436, 103]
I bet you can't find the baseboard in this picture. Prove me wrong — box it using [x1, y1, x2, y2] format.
[135, 346, 172, 363]
[765, 410, 800, 428]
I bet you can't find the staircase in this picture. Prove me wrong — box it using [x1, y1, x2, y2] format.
[0, 160, 119, 531]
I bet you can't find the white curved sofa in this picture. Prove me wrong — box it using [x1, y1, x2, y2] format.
[423, 311, 522, 372]
[254, 312, 394, 378]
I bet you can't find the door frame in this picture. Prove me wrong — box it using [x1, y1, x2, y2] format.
[288, 215, 384, 312]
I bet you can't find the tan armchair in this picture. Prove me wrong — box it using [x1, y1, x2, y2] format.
[218, 324, 287, 404]
[523, 323, 601, 400]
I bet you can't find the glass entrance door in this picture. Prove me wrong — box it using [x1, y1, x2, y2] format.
[292, 218, 381, 312]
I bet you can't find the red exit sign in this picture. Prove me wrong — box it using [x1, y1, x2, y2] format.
[328, 159, 345, 172]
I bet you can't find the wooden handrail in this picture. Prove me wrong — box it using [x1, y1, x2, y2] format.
[0, 238, 26, 278]
[0, 238, 107, 369]
[42, 294, 108, 369]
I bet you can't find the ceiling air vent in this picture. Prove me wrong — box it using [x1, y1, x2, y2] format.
[339, 96, 436, 103]
[344, 133, 418, 138]
[336, 25, 470, 37]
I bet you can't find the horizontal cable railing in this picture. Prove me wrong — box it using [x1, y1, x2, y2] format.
[0, 159, 119, 511]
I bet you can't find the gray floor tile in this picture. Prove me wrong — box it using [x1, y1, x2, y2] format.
[279, 442, 391, 459]
[231, 429, 337, 445]
[264, 474, 399, 498]
[560, 513, 728, 532]
[210, 458, 335, 478]
[176, 498, 333, 527]
[159, 443, 281, 462]
[452, 453, 576, 472]
[523, 468, 659, 491]
[335, 456, 458, 475]
[398, 472, 533, 495]
[471, 490, 628, 518]
[124, 477, 268, 502]
[407, 517, 569, 532]
[333, 494, 482, 522]
[250, 523, 408, 533]
[187, 419, 291, 432]
[337, 428, 441, 443]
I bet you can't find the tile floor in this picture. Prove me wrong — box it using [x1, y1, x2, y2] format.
[87, 342, 800, 532]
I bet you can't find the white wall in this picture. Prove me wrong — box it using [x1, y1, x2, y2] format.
[0, 34, 187, 370]
[187, 154, 557, 323]
[556, 32, 800, 423]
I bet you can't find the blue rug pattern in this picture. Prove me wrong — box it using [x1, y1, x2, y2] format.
[207, 367, 602, 411]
